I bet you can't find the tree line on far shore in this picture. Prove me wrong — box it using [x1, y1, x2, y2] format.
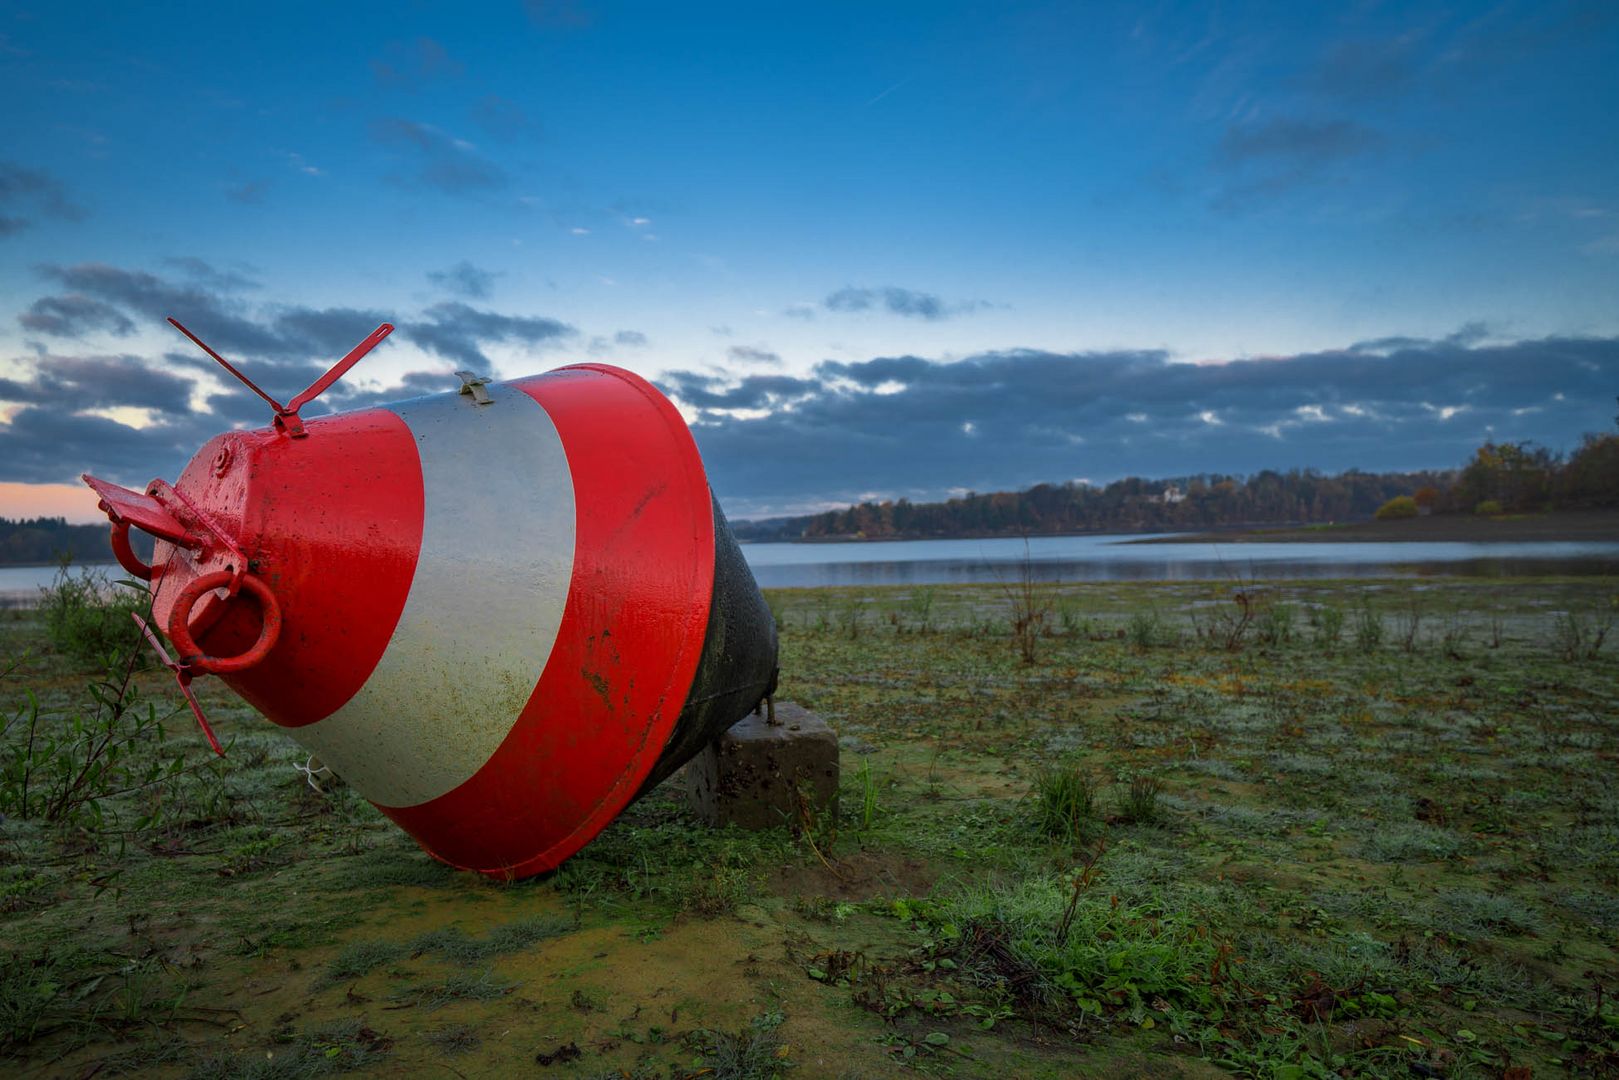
[0, 518, 152, 568]
[736, 425, 1619, 542]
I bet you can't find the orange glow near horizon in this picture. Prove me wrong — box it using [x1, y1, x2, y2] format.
[0, 482, 106, 525]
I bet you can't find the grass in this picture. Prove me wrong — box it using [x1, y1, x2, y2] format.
[386, 969, 518, 1010]
[1, 575, 1617, 1077]
[318, 940, 410, 986]
[687, 1010, 790, 1080]
[1030, 761, 1101, 843]
[187, 1019, 392, 1078]
[1116, 772, 1163, 824]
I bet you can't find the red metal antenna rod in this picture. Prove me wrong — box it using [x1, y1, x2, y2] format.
[286, 323, 395, 415]
[167, 317, 395, 438]
[167, 317, 287, 413]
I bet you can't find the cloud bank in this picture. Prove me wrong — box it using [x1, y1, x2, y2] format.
[658, 336, 1619, 517]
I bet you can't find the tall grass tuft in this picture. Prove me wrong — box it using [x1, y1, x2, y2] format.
[1126, 609, 1172, 650]
[1116, 773, 1163, 825]
[1353, 603, 1384, 652]
[1032, 763, 1100, 844]
[1312, 604, 1344, 648]
[856, 757, 880, 831]
[1552, 608, 1613, 662]
[1257, 601, 1295, 647]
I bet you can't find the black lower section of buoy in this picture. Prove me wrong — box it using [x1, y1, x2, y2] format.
[638, 496, 779, 795]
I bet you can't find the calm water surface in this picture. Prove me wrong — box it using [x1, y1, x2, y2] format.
[4, 534, 1618, 602]
[739, 534, 1619, 588]
[0, 563, 124, 607]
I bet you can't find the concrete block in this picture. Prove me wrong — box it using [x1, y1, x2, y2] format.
[685, 701, 839, 830]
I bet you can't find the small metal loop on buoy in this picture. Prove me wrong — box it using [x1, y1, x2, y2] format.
[456, 371, 493, 405]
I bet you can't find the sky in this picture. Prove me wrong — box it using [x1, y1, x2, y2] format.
[1, 1, 1617, 522]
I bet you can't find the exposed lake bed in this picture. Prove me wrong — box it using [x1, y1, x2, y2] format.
[3, 576, 1616, 1077]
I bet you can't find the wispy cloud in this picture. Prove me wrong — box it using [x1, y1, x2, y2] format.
[31, 261, 387, 364]
[371, 37, 463, 90]
[0, 162, 86, 237]
[1306, 36, 1426, 101]
[658, 371, 817, 411]
[471, 94, 532, 140]
[0, 354, 197, 415]
[286, 152, 323, 177]
[18, 294, 135, 338]
[163, 256, 258, 292]
[224, 179, 267, 204]
[1212, 115, 1384, 210]
[821, 286, 990, 321]
[427, 260, 499, 299]
[1218, 117, 1382, 165]
[524, 0, 591, 28]
[727, 345, 781, 366]
[400, 302, 575, 369]
[370, 118, 505, 194]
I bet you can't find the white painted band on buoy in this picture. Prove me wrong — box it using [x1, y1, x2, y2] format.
[290, 384, 577, 807]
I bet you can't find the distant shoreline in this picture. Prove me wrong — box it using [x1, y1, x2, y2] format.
[1123, 509, 1619, 544]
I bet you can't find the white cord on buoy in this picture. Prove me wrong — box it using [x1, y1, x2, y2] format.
[296, 754, 333, 793]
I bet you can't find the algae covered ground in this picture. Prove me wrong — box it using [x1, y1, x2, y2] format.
[2, 575, 1617, 1078]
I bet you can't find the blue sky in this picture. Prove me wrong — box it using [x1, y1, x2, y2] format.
[2, 1, 1617, 520]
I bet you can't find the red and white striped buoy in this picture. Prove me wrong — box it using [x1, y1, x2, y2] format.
[85, 324, 777, 879]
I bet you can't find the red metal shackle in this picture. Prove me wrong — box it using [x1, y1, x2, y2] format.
[167, 570, 283, 674]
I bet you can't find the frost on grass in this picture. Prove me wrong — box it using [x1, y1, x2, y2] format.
[318, 915, 572, 987]
[388, 969, 518, 1010]
[1355, 821, 1466, 862]
[1176, 757, 1248, 782]
[1561, 890, 1619, 930]
[1198, 801, 1303, 838]
[318, 940, 410, 987]
[1428, 887, 1545, 937]
[409, 915, 572, 965]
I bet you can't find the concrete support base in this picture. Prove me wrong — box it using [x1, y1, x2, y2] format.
[685, 701, 839, 831]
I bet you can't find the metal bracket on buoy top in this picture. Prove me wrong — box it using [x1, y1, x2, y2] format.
[457, 371, 493, 404]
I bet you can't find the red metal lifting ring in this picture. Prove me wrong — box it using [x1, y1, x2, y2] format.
[166, 570, 282, 675]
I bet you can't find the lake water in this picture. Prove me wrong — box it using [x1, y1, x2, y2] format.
[5, 533, 1618, 602]
[0, 563, 128, 608]
[738, 534, 1619, 588]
